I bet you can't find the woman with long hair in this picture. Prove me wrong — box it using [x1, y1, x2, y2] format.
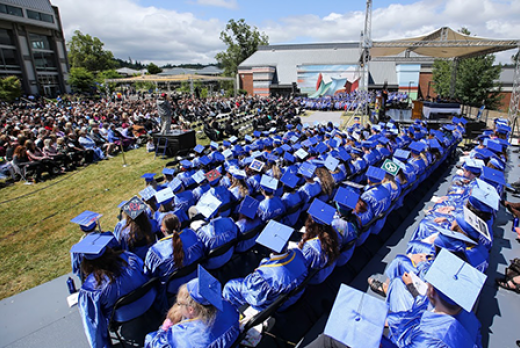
[118, 210, 156, 260]
[315, 166, 336, 202]
[299, 210, 340, 284]
[145, 276, 240, 348]
[25, 139, 59, 176]
[74, 235, 153, 348]
[145, 214, 204, 312]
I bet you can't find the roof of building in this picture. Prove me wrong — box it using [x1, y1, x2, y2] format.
[3, 0, 54, 14]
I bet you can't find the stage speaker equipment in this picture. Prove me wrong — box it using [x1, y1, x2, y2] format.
[152, 130, 196, 157]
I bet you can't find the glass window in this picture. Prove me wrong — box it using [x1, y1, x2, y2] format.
[33, 51, 56, 71]
[2, 49, 18, 69]
[0, 5, 6, 14]
[40, 13, 54, 23]
[0, 29, 14, 46]
[29, 34, 51, 50]
[27, 9, 39, 20]
[6, 6, 23, 17]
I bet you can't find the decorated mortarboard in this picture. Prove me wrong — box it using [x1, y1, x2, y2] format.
[194, 144, 205, 154]
[424, 249, 486, 313]
[249, 159, 265, 172]
[121, 196, 147, 220]
[162, 167, 175, 176]
[324, 284, 388, 348]
[222, 149, 233, 159]
[70, 233, 115, 260]
[210, 141, 219, 149]
[381, 159, 400, 176]
[141, 173, 156, 182]
[294, 148, 309, 160]
[481, 166, 506, 186]
[245, 135, 253, 143]
[205, 169, 222, 183]
[260, 174, 279, 192]
[298, 162, 317, 178]
[187, 266, 223, 311]
[366, 166, 386, 183]
[280, 171, 299, 189]
[168, 177, 183, 193]
[155, 187, 174, 204]
[256, 220, 294, 253]
[139, 186, 157, 201]
[180, 159, 192, 169]
[325, 155, 340, 172]
[334, 186, 359, 210]
[238, 195, 260, 219]
[338, 147, 351, 162]
[484, 139, 502, 153]
[229, 136, 238, 144]
[408, 141, 425, 154]
[307, 199, 335, 225]
[71, 211, 102, 232]
[192, 170, 206, 184]
[195, 193, 222, 218]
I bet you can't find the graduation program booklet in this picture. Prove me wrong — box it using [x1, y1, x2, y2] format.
[240, 307, 262, 347]
[409, 272, 428, 296]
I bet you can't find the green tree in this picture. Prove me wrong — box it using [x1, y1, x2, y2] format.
[147, 62, 162, 74]
[67, 30, 116, 72]
[68, 67, 95, 93]
[96, 69, 122, 93]
[0, 76, 22, 102]
[431, 28, 502, 109]
[215, 19, 269, 76]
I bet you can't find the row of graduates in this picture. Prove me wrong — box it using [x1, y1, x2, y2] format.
[304, 119, 511, 348]
[68, 117, 465, 348]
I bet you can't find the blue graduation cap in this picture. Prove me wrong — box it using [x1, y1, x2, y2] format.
[280, 171, 299, 189]
[496, 124, 511, 134]
[195, 193, 222, 218]
[205, 169, 221, 184]
[452, 117, 461, 124]
[260, 174, 279, 192]
[474, 148, 494, 159]
[162, 167, 175, 176]
[71, 211, 102, 232]
[238, 195, 260, 219]
[324, 284, 388, 348]
[294, 148, 309, 160]
[366, 166, 386, 183]
[316, 142, 328, 154]
[231, 168, 247, 180]
[438, 227, 478, 245]
[424, 249, 486, 313]
[296, 124, 303, 132]
[210, 141, 219, 149]
[70, 233, 115, 260]
[141, 173, 156, 182]
[168, 177, 183, 193]
[290, 136, 299, 144]
[222, 149, 233, 159]
[199, 156, 212, 166]
[338, 147, 351, 162]
[266, 153, 278, 163]
[471, 178, 500, 211]
[222, 140, 231, 147]
[484, 139, 502, 153]
[408, 141, 425, 154]
[443, 124, 456, 131]
[325, 155, 340, 172]
[155, 187, 174, 204]
[283, 152, 296, 163]
[481, 166, 506, 186]
[180, 160, 192, 169]
[328, 138, 338, 149]
[309, 137, 319, 146]
[428, 138, 441, 150]
[281, 144, 292, 152]
[298, 162, 317, 178]
[334, 186, 359, 211]
[194, 144, 205, 154]
[496, 138, 510, 147]
[121, 196, 147, 220]
[249, 159, 265, 172]
[253, 130, 261, 137]
[213, 152, 225, 162]
[256, 220, 294, 253]
[117, 200, 128, 209]
[377, 137, 389, 145]
[350, 147, 363, 155]
[187, 266, 223, 311]
[229, 136, 238, 144]
[244, 135, 253, 143]
[139, 186, 157, 201]
[463, 159, 484, 174]
[308, 199, 335, 225]
[192, 170, 206, 184]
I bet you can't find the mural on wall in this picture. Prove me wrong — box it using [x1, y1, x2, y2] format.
[297, 65, 360, 98]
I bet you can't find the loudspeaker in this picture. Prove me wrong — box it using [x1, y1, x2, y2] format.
[152, 130, 196, 157]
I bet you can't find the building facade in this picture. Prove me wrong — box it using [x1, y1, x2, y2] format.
[0, 0, 70, 97]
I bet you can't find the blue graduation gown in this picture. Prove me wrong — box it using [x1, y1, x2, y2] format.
[78, 252, 154, 348]
[331, 215, 358, 266]
[298, 181, 322, 211]
[193, 183, 210, 202]
[116, 226, 154, 261]
[222, 249, 308, 311]
[281, 191, 303, 226]
[144, 229, 205, 309]
[207, 186, 234, 217]
[144, 300, 240, 348]
[301, 237, 336, 284]
[196, 217, 238, 269]
[258, 196, 286, 222]
[387, 295, 482, 348]
[174, 190, 195, 212]
[177, 170, 196, 188]
[235, 217, 263, 253]
[361, 184, 391, 217]
[71, 232, 120, 279]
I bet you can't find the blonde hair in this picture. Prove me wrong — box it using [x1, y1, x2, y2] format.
[175, 284, 217, 325]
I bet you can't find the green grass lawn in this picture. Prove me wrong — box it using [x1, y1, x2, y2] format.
[0, 148, 170, 300]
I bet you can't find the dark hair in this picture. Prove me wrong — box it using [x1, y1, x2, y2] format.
[299, 215, 339, 266]
[315, 167, 335, 197]
[465, 200, 492, 222]
[80, 247, 127, 285]
[123, 212, 154, 248]
[162, 214, 184, 267]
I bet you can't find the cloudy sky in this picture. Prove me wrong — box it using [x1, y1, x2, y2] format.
[51, 0, 520, 66]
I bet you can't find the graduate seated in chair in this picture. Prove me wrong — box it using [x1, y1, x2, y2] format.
[223, 220, 308, 312]
[145, 267, 240, 348]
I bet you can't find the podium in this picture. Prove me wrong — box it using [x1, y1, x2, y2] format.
[152, 130, 196, 157]
[412, 101, 423, 119]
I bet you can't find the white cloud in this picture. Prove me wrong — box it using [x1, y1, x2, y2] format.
[194, 0, 238, 9]
[51, 0, 520, 66]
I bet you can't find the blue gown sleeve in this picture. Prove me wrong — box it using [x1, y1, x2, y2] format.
[144, 328, 170, 348]
[78, 289, 110, 348]
[241, 272, 273, 308]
